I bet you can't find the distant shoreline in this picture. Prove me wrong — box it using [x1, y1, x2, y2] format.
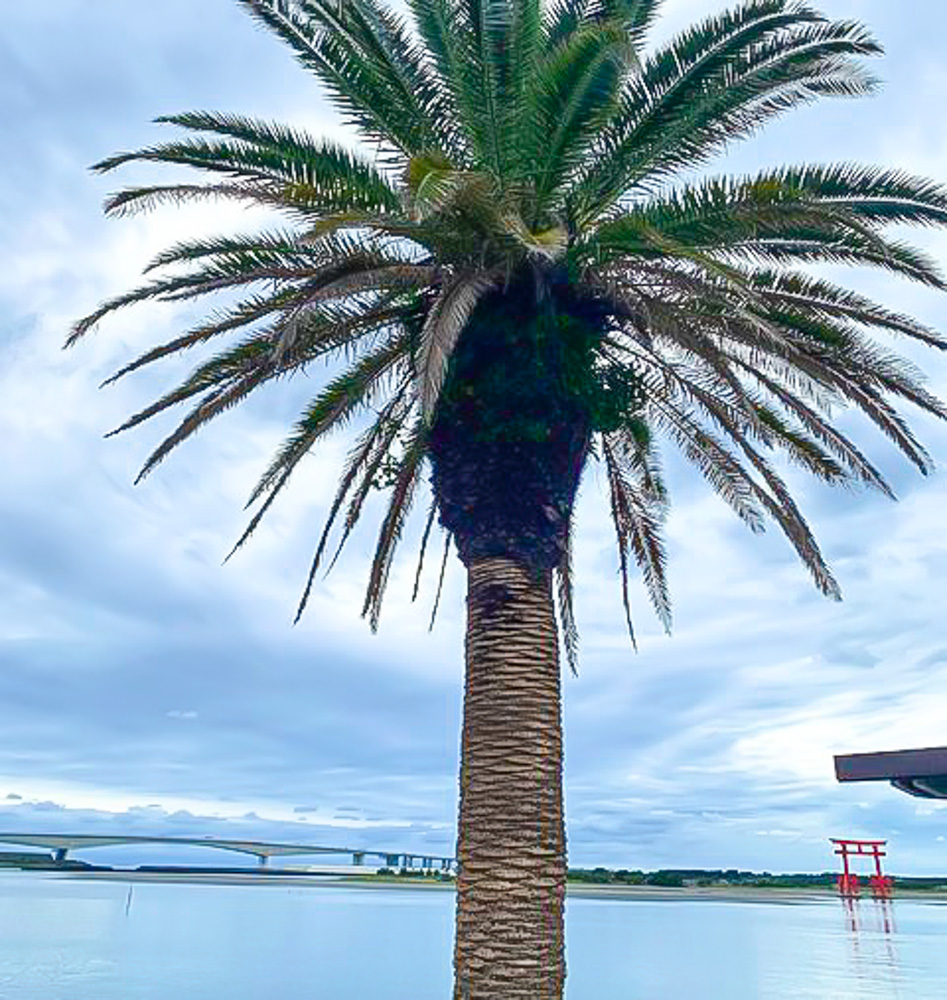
[10, 869, 947, 904]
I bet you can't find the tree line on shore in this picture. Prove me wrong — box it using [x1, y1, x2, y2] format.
[371, 865, 947, 891]
[568, 868, 947, 890]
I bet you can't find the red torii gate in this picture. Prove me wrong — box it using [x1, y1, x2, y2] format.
[831, 838, 893, 897]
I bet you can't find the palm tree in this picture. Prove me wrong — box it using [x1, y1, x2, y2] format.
[71, 1, 947, 997]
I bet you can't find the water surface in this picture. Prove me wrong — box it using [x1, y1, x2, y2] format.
[1, 872, 945, 998]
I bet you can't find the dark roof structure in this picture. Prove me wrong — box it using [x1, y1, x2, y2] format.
[834, 746, 947, 799]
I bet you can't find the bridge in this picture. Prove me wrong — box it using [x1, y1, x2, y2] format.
[0, 833, 455, 871]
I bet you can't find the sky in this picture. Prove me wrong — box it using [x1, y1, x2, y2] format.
[1, 0, 946, 875]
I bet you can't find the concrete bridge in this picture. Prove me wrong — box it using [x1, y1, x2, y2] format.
[0, 833, 455, 871]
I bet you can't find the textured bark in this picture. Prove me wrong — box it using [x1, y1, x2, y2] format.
[453, 557, 566, 1000]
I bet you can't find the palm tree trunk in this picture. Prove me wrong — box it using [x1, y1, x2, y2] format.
[452, 556, 566, 1000]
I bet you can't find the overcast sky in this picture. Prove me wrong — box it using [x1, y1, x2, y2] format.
[1, 0, 946, 875]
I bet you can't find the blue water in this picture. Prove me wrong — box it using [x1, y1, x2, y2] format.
[1, 872, 946, 998]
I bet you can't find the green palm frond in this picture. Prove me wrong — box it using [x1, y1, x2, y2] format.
[580, 169, 947, 292]
[587, 167, 947, 256]
[450, 0, 520, 181]
[649, 391, 842, 601]
[339, 0, 460, 151]
[735, 430, 842, 598]
[601, 0, 665, 45]
[721, 232, 946, 288]
[647, 396, 768, 534]
[119, 336, 281, 482]
[572, 2, 880, 220]
[545, 0, 663, 49]
[408, 0, 484, 165]
[529, 21, 630, 213]
[236, 0, 443, 158]
[544, 0, 587, 48]
[98, 112, 403, 213]
[144, 230, 327, 273]
[751, 403, 846, 483]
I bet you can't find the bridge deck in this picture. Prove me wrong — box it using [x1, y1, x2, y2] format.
[0, 833, 455, 866]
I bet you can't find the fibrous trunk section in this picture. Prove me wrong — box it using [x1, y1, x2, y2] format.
[453, 557, 566, 1000]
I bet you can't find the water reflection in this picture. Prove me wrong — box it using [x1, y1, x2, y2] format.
[4, 874, 947, 999]
[842, 895, 903, 997]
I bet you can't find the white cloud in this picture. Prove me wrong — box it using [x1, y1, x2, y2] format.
[1, 0, 946, 875]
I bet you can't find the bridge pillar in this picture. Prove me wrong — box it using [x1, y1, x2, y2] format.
[53, 848, 68, 864]
[352, 852, 365, 866]
[386, 854, 399, 868]
[258, 855, 269, 868]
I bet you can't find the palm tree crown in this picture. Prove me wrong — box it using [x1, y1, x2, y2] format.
[72, 0, 947, 666]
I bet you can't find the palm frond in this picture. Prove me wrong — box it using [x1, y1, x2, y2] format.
[338, 0, 460, 152]
[99, 112, 403, 213]
[544, 0, 663, 49]
[647, 396, 768, 534]
[544, 0, 588, 48]
[529, 21, 630, 213]
[571, 2, 881, 219]
[363, 416, 429, 629]
[733, 432, 842, 598]
[418, 269, 498, 418]
[429, 529, 452, 630]
[99, 289, 298, 388]
[599, 0, 665, 46]
[123, 340, 279, 483]
[76, 0, 947, 640]
[236, 0, 438, 157]
[733, 360, 893, 495]
[412, 498, 439, 601]
[408, 0, 484, 165]
[292, 387, 413, 622]
[144, 229, 325, 273]
[603, 426, 671, 632]
[227, 330, 412, 559]
[554, 512, 580, 674]
[747, 269, 947, 349]
[447, 0, 520, 182]
[101, 181, 285, 218]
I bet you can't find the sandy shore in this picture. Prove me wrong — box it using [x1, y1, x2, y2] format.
[45, 871, 947, 904]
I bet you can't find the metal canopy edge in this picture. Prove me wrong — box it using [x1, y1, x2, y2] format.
[834, 746, 947, 800]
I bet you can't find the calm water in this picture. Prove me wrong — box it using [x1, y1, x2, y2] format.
[1, 872, 946, 998]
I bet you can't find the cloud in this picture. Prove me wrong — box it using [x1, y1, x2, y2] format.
[0, 0, 946, 878]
